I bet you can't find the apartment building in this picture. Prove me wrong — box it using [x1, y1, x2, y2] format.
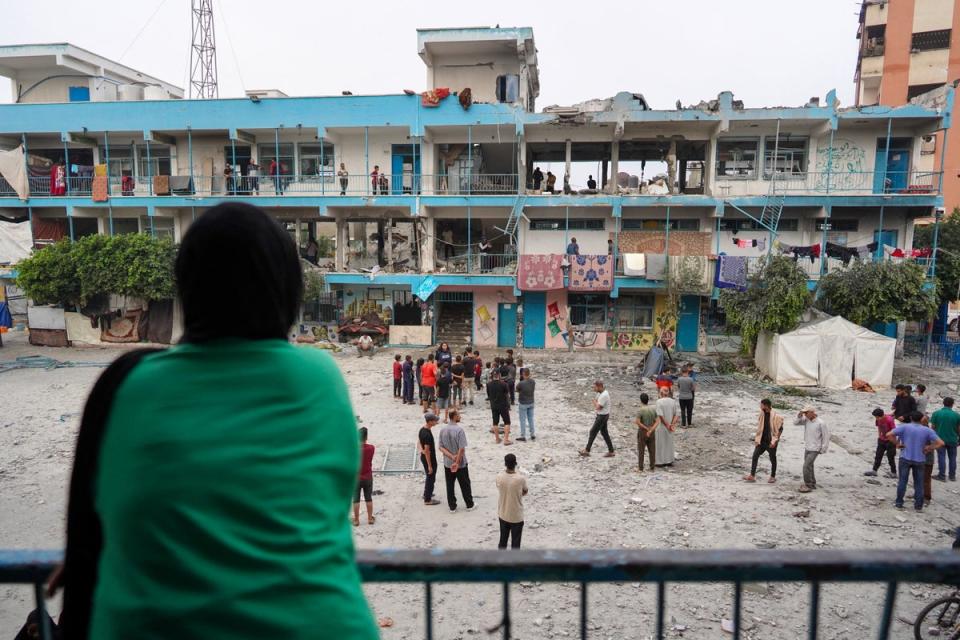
[0, 27, 952, 351]
[855, 0, 960, 209]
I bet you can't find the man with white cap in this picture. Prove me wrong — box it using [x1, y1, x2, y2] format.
[795, 405, 830, 493]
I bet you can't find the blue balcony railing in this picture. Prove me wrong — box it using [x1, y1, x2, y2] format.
[3, 548, 960, 640]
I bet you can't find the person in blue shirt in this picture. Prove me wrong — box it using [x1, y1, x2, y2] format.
[889, 410, 944, 511]
[566, 237, 579, 256]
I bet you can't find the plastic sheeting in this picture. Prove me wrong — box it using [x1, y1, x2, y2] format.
[0, 146, 29, 201]
[0, 219, 32, 264]
[755, 314, 896, 389]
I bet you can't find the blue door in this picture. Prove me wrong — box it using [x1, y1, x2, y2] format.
[873, 229, 898, 254]
[522, 292, 546, 348]
[498, 303, 517, 348]
[391, 144, 421, 194]
[676, 295, 700, 352]
[874, 139, 911, 193]
[68, 86, 90, 102]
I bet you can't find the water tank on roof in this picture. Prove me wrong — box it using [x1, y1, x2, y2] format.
[118, 84, 144, 101]
[143, 86, 169, 101]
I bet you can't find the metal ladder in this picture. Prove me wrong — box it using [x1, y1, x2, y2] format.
[501, 194, 526, 241]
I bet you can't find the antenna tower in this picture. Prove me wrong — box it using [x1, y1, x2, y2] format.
[189, 0, 219, 99]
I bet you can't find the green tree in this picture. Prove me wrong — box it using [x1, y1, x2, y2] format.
[720, 255, 812, 354]
[315, 235, 335, 258]
[15, 239, 79, 307]
[913, 209, 960, 305]
[815, 259, 937, 326]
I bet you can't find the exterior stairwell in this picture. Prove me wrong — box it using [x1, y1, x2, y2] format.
[435, 302, 474, 350]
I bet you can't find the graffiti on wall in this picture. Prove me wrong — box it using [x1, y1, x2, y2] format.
[476, 304, 496, 342]
[345, 298, 392, 324]
[562, 328, 600, 348]
[815, 138, 866, 191]
[608, 330, 654, 351]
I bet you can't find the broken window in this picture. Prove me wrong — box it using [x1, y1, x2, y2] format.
[912, 29, 951, 52]
[817, 219, 858, 232]
[763, 138, 807, 178]
[720, 219, 799, 232]
[137, 145, 171, 177]
[529, 218, 605, 231]
[907, 83, 943, 100]
[298, 143, 335, 177]
[863, 24, 885, 57]
[716, 139, 759, 178]
[569, 294, 608, 328]
[139, 216, 175, 240]
[621, 219, 700, 231]
[496, 74, 520, 103]
[615, 294, 654, 330]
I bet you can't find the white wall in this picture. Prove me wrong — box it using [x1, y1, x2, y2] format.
[913, 0, 954, 32]
[522, 207, 612, 254]
[430, 51, 524, 105]
[909, 49, 950, 86]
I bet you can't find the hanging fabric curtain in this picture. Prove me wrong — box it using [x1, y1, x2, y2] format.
[0, 146, 30, 201]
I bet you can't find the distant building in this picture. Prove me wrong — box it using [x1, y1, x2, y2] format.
[0, 26, 952, 350]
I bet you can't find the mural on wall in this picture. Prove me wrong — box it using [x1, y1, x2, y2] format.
[563, 329, 601, 348]
[815, 138, 866, 191]
[344, 296, 392, 324]
[608, 330, 654, 350]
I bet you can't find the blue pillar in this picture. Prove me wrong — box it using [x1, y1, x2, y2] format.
[364, 126, 369, 195]
[145, 138, 152, 195]
[104, 131, 112, 196]
[187, 127, 194, 192]
[63, 140, 70, 196]
[20, 134, 30, 199]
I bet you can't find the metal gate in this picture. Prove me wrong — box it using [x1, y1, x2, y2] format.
[919, 338, 960, 368]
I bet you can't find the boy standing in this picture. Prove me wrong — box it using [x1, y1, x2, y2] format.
[353, 428, 376, 525]
[635, 392, 658, 472]
[864, 408, 897, 478]
[421, 354, 438, 414]
[392, 354, 403, 399]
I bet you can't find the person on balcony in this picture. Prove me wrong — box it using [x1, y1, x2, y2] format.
[545, 171, 557, 194]
[532, 166, 543, 191]
[57, 202, 378, 640]
[587, 174, 597, 190]
[479, 236, 492, 272]
[370, 165, 380, 195]
[223, 165, 235, 195]
[378, 171, 389, 195]
[269, 158, 284, 195]
[566, 237, 580, 256]
[337, 162, 349, 195]
[50, 159, 66, 196]
[246, 159, 259, 195]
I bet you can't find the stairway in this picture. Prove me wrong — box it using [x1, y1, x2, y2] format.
[436, 302, 474, 351]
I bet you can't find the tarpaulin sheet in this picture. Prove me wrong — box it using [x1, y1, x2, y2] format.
[0, 146, 29, 201]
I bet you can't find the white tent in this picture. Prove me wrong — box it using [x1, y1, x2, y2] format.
[755, 314, 896, 389]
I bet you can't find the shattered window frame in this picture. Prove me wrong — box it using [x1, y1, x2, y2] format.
[614, 294, 655, 330]
[715, 138, 760, 179]
[762, 137, 808, 179]
[568, 293, 608, 328]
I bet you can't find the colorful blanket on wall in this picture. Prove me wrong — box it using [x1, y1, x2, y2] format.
[101, 309, 143, 343]
[716, 255, 748, 290]
[567, 254, 613, 292]
[518, 254, 564, 291]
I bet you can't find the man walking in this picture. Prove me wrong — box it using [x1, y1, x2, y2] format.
[635, 392, 658, 472]
[744, 399, 783, 483]
[515, 368, 536, 442]
[418, 414, 441, 506]
[487, 371, 512, 445]
[889, 411, 944, 511]
[439, 410, 475, 512]
[676, 367, 696, 427]
[864, 408, 897, 478]
[496, 453, 528, 549]
[931, 397, 959, 482]
[580, 380, 614, 458]
[796, 405, 830, 493]
[402, 355, 416, 405]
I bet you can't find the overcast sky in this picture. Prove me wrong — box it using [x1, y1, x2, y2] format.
[0, 0, 862, 109]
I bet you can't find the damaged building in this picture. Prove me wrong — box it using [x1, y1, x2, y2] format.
[0, 28, 952, 350]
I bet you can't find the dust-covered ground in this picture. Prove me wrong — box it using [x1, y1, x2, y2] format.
[1, 331, 958, 639]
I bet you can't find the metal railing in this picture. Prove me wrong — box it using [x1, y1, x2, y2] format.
[436, 252, 517, 274]
[745, 170, 942, 195]
[919, 337, 960, 368]
[4, 548, 960, 640]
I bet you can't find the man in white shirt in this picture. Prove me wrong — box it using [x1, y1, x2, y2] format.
[795, 405, 830, 493]
[579, 380, 615, 457]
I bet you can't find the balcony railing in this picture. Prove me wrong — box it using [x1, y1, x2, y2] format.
[754, 170, 941, 195]
[436, 252, 517, 274]
[3, 548, 960, 640]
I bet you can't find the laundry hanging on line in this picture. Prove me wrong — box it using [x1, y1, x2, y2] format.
[780, 242, 821, 263]
[732, 237, 767, 251]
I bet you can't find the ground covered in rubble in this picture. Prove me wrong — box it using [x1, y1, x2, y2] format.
[1, 332, 958, 639]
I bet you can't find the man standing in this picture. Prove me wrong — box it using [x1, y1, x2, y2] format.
[566, 237, 580, 256]
[676, 367, 696, 427]
[421, 353, 438, 414]
[439, 410, 475, 512]
[337, 162, 349, 195]
[505, 358, 517, 406]
[473, 349, 483, 391]
[353, 427, 376, 526]
[487, 371, 512, 445]
[864, 408, 897, 478]
[931, 397, 959, 482]
[436, 363, 453, 423]
[889, 411, 944, 511]
[580, 380, 614, 458]
[796, 405, 830, 493]
[892, 384, 917, 423]
[417, 414, 441, 506]
[635, 392, 658, 472]
[496, 453, 528, 549]
[451, 355, 465, 410]
[402, 355, 416, 405]
[654, 387, 678, 465]
[392, 354, 403, 399]
[515, 368, 536, 442]
[532, 166, 544, 191]
[744, 399, 783, 483]
[915, 384, 930, 417]
[462, 351, 476, 405]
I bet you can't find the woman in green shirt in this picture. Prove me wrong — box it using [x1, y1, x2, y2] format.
[60, 203, 378, 639]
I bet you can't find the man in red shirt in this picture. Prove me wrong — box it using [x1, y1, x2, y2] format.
[353, 427, 376, 526]
[865, 408, 897, 478]
[392, 354, 403, 399]
[421, 353, 438, 414]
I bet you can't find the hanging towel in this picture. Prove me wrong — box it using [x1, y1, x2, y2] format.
[623, 253, 646, 276]
[756, 238, 766, 252]
[518, 254, 564, 291]
[716, 255, 748, 290]
[779, 242, 795, 255]
[645, 254, 667, 281]
[0, 146, 30, 201]
[733, 238, 751, 248]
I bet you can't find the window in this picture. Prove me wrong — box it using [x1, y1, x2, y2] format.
[137, 145, 171, 177]
[907, 83, 942, 100]
[763, 138, 807, 178]
[615, 294, 654, 330]
[621, 219, 700, 231]
[912, 29, 951, 52]
[298, 143, 335, 176]
[816, 219, 858, 232]
[258, 143, 295, 174]
[139, 216, 175, 240]
[863, 24, 885, 57]
[716, 139, 759, 178]
[720, 219, 799, 232]
[702, 299, 728, 334]
[568, 294, 608, 327]
[100, 147, 134, 178]
[529, 218, 605, 231]
[496, 74, 520, 103]
[111, 218, 140, 235]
